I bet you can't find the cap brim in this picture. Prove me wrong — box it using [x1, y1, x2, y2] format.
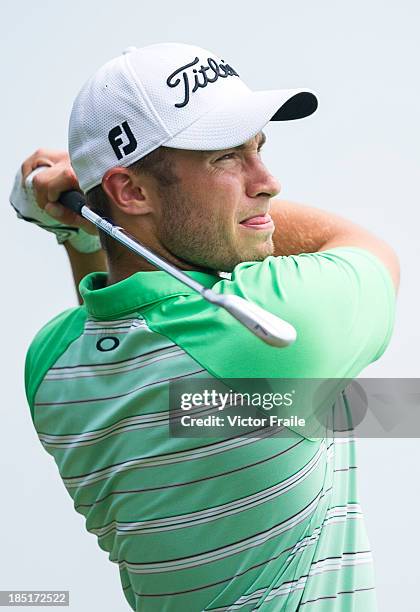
[163, 88, 318, 151]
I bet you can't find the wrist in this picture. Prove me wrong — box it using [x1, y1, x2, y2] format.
[58, 228, 102, 253]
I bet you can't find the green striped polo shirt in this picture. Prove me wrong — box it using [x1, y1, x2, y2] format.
[24, 247, 395, 611]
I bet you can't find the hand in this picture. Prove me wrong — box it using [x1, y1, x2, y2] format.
[21, 149, 97, 236]
[11, 149, 102, 253]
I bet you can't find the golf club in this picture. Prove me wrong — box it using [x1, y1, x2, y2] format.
[27, 171, 297, 348]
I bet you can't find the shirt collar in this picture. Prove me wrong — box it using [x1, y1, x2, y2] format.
[79, 269, 221, 319]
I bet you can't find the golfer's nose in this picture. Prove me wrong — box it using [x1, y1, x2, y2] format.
[246, 159, 281, 199]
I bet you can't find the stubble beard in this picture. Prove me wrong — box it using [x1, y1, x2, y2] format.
[158, 185, 274, 272]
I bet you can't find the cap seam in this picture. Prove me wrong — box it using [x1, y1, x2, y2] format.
[124, 53, 171, 137]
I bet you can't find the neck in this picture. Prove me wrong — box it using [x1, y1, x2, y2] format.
[105, 250, 217, 286]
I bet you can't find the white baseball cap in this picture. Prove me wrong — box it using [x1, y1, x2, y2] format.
[69, 42, 318, 192]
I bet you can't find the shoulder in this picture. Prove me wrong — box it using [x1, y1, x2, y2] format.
[25, 305, 88, 420]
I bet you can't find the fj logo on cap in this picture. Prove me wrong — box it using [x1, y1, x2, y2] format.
[166, 56, 240, 109]
[108, 121, 138, 160]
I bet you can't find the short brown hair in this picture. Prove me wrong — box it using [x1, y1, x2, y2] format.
[85, 146, 179, 260]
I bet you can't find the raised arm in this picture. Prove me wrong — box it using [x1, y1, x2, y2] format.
[18, 149, 108, 304]
[270, 199, 400, 294]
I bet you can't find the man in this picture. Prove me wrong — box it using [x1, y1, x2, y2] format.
[15, 43, 399, 611]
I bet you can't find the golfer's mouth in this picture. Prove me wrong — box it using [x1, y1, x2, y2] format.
[239, 213, 274, 230]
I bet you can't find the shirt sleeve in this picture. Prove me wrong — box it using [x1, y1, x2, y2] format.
[24, 306, 87, 423]
[226, 246, 396, 378]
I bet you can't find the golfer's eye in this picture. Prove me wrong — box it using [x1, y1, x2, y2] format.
[216, 153, 236, 161]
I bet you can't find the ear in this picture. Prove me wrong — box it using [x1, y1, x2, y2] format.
[101, 167, 154, 215]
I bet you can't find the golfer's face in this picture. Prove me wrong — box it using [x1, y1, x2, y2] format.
[158, 132, 281, 272]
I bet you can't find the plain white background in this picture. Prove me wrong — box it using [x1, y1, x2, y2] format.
[2, 1, 418, 610]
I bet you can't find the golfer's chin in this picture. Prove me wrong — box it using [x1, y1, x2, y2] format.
[186, 231, 274, 273]
[237, 235, 274, 264]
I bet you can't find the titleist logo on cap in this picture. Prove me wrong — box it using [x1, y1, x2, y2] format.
[166, 56, 240, 109]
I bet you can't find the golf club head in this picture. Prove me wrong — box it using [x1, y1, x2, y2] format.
[203, 291, 297, 348]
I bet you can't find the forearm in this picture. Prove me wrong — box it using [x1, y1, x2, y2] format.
[63, 242, 108, 305]
[270, 199, 378, 256]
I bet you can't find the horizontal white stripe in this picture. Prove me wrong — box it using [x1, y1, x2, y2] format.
[84, 317, 145, 327]
[44, 346, 185, 381]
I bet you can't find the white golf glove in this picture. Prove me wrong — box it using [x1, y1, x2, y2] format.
[9, 167, 102, 253]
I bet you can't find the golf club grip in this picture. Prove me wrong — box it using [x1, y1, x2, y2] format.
[59, 190, 86, 216]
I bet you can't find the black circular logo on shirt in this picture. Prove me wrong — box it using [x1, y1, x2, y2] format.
[96, 336, 120, 352]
